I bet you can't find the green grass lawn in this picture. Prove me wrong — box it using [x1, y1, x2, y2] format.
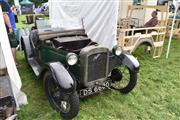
[16, 15, 180, 120]
[16, 14, 48, 29]
[16, 15, 35, 29]
[17, 40, 180, 120]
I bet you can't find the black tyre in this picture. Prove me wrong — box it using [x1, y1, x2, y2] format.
[43, 71, 79, 119]
[110, 65, 137, 94]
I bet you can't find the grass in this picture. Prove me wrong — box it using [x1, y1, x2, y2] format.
[16, 14, 49, 29]
[16, 15, 35, 29]
[16, 15, 180, 120]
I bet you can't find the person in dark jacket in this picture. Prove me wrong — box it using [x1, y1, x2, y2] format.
[144, 10, 158, 27]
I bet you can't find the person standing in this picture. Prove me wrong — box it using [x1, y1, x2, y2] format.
[0, 0, 19, 67]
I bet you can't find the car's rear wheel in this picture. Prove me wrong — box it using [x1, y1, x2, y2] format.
[43, 71, 79, 119]
[110, 65, 137, 93]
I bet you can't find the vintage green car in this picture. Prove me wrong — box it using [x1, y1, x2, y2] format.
[21, 26, 140, 119]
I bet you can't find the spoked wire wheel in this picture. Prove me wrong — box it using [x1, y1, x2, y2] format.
[44, 71, 79, 119]
[110, 65, 137, 93]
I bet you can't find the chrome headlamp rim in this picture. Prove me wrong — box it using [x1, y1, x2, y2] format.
[112, 45, 123, 56]
[66, 53, 78, 66]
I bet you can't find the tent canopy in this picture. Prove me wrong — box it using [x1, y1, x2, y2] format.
[14, 0, 20, 5]
[20, 0, 33, 5]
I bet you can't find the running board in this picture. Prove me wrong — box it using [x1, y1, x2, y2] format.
[28, 58, 41, 76]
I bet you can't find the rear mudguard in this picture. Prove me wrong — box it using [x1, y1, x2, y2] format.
[132, 37, 154, 53]
[46, 62, 76, 94]
[120, 53, 140, 72]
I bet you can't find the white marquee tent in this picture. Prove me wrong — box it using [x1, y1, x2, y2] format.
[49, 0, 119, 50]
[14, 0, 20, 6]
[0, 6, 27, 109]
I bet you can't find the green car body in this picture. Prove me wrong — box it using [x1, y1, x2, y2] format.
[21, 28, 140, 119]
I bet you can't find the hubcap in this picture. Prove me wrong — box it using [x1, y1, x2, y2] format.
[111, 66, 130, 89]
[60, 101, 70, 113]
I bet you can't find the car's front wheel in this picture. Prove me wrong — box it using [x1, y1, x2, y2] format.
[43, 71, 79, 119]
[110, 65, 137, 93]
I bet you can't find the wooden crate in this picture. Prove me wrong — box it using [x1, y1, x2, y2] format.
[117, 5, 169, 58]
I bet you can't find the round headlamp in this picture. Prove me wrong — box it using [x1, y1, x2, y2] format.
[113, 45, 123, 56]
[66, 53, 78, 66]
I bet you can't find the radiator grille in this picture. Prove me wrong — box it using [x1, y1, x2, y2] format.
[87, 53, 107, 82]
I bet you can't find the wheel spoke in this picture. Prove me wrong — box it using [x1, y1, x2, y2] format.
[47, 76, 62, 109]
[111, 66, 130, 89]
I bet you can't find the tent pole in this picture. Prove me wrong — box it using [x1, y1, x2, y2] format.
[166, 0, 179, 58]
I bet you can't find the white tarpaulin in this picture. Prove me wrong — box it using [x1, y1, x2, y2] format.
[49, 0, 119, 50]
[0, 6, 27, 109]
[14, 0, 20, 6]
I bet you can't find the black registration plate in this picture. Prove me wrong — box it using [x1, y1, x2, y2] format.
[79, 81, 111, 98]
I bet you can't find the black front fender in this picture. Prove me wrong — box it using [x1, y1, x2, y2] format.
[120, 53, 140, 72]
[109, 52, 140, 73]
[46, 62, 76, 94]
